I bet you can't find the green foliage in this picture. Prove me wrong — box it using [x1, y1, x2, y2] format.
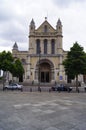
[11, 59, 24, 78]
[0, 51, 24, 79]
[0, 51, 14, 71]
[63, 42, 86, 80]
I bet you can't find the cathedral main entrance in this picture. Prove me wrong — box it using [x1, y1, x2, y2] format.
[41, 72, 49, 82]
[39, 62, 50, 83]
[36, 59, 54, 83]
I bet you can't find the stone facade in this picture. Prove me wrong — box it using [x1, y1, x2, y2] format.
[12, 18, 68, 84]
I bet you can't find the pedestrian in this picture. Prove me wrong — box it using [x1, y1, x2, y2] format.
[38, 86, 41, 92]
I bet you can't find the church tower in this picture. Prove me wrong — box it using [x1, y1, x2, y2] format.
[29, 19, 35, 35]
[12, 18, 67, 84]
[56, 19, 63, 81]
[12, 42, 19, 57]
[29, 19, 35, 54]
[56, 19, 63, 54]
[26, 18, 66, 83]
[12, 42, 18, 51]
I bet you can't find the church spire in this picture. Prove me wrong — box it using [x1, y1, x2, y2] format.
[29, 18, 35, 35]
[56, 18, 62, 34]
[30, 18, 35, 26]
[13, 42, 18, 50]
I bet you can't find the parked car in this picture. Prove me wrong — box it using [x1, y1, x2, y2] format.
[51, 84, 72, 92]
[3, 83, 23, 91]
[84, 87, 86, 92]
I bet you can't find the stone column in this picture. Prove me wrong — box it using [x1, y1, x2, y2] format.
[59, 55, 63, 81]
[27, 55, 31, 79]
[48, 39, 51, 54]
[54, 68, 58, 81]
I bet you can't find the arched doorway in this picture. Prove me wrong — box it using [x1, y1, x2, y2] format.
[35, 59, 54, 83]
[40, 62, 50, 82]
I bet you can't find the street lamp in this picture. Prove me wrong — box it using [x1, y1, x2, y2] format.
[38, 47, 41, 92]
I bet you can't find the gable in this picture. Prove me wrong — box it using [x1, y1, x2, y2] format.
[35, 20, 56, 33]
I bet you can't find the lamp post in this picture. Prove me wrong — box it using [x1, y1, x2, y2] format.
[38, 47, 41, 92]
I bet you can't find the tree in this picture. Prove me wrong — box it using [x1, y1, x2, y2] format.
[0, 51, 14, 86]
[63, 42, 86, 92]
[0, 51, 14, 71]
[0, 51, 24, 86]
[10, 59, 24, 82]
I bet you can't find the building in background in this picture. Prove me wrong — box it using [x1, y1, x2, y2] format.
[12, 18, 68, 84]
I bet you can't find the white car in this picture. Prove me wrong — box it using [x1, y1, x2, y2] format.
[3, 83, 23, 91]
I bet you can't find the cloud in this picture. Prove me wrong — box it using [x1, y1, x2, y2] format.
[53, 0, 86, 8]
[1, 20, 27, 41]
[0, 0, 29, 51]
[0, 0, 86, 52]
[0, 0, 54, 51]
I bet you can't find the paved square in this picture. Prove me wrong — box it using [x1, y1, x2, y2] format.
[0, 91, 86, 130]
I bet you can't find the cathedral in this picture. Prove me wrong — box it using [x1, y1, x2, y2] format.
[12, 18, 68, 84]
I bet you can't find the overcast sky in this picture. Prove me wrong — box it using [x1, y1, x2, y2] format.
[0, 0, 86, 52]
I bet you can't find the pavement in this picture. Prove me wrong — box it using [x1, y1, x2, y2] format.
[0, 90, 86, 130]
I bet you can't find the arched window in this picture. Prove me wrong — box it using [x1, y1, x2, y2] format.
[44, 25, 48, 33]
[36, 39, 40, 54]
[44, 39, 47, 54]
[51, 39, 55, 54]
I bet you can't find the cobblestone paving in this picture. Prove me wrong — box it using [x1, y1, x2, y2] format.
[0, 91, 86, 130]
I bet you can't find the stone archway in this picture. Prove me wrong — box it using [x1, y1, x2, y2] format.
[35, 59, 54, 83]
[40, 62, 50, 82]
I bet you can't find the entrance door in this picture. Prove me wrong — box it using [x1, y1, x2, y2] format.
[38, 62, 52, 83]
[46, 72, 49, 82]
[41, 71, 49, 83]
[41, 72, 44, 82]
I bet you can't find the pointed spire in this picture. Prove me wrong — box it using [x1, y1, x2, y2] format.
[29, 18, 35, 35]
[30, 18, 35, 25]
[56, 18, 62, 33]
[30, 18, 35, 29]
[57, 18, 62, 26]
[13, 42, 18, 50]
